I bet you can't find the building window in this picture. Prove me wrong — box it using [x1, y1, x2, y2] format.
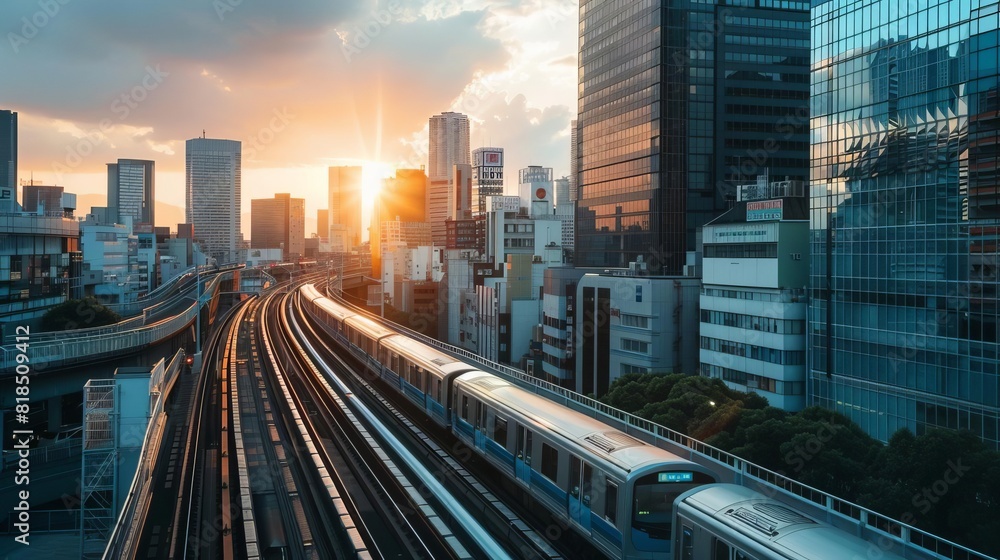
[621, 339, 649, 354]
[621, 314, 649, 329]
[621, 363, 649, 375]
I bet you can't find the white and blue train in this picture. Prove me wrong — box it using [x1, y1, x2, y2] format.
[298, 284, 907, 560]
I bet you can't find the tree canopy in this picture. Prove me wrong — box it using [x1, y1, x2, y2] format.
[599, 372, 1000, 557]
[41, 297, 122, 331]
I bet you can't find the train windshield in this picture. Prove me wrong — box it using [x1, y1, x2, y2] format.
[632, 471, 714, 540]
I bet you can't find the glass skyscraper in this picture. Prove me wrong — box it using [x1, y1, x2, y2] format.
[0, 110, 16, 192]
[186, 138, 242, 263]
[810, 0, 1000, 448]
[107, 158, 155, 226]
[576, 0, 810, 274]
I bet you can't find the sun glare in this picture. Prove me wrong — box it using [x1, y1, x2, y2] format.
[360, 162, 394, 241]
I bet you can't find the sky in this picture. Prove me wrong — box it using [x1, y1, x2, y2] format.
[1, 0, 579, 236]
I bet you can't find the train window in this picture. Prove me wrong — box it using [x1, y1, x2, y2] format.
[735, 552, 758, 560]
[605, 480, 618, 524]
[494, 417, 508, 447]
[681, 526, 694, 560]
[462, 396, 470, 421]
[415, 368, 424, 390]
[713, 538, 730, 560]
[541, 443, 558, 482]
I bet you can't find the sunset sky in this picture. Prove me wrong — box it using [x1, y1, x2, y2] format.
[1, 0, 578, 235]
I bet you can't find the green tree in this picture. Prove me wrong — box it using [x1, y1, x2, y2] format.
[41, 297, 122, 331]
[857, 429, 1000, 557]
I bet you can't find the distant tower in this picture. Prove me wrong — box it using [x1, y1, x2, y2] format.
[107, 159, 155, 226]
[0, 110, 17, 203]
[327, 166, 364, 252]
[427, 112, 470, 246]
[251, 193, 305, 260]
[186, 138, 241, 263]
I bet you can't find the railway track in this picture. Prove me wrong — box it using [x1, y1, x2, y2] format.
[261, 289, 512, 559]
[288, 295, 574, 560]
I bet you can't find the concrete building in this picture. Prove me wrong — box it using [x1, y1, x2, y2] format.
[575, 271, 702, 397]
[541, 267, 588, 387]
[0, 212, 81, 337]
[810, 0, 1000, 447]
[107, 159, 155, 226]
[700, 179, 809, 411]
[328, 166, 364, 252]
[554, 176, 575, 258]
[186, 138, 241, 263]
[21, 184, 66, 215]
[428, 112, 471, 246]
[317, 209, 329, 241]
[576, 1, 809, 274]
[473, 147, 505, 216]
[80, 218, 147, 305]
[251, 193, 305, 260]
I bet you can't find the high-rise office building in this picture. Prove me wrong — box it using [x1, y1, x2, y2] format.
[576, 2, 810, 274]
[810, 0, 999, 448]
[428, 112, 471, 181]
[328, 166, 363, 252]
[107, 159, 155, 226]
[473, 147, 505, 216]
[317, 209, 329, 241]
[428, 112, 471, 246]
[251, 193, 305, 260]
[569, 119, 579, 203]
[185, 138, 241, 263]
[379, 168, 427, 224]
[371, 168, 428, 275]
[0, 110, 16, 194]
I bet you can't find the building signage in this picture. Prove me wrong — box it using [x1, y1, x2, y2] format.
[708, 222, 778, 243]
[747, 199, 783, 221]
[490, 195, 520, 212]
[474, 149, 504, 187]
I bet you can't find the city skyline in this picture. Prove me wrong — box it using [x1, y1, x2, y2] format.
[0, 1, 579, 234]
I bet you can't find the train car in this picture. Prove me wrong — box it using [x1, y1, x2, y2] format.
[672, 484, 908, 560]
[452, 370, 717, 559]
[376, 334, 480, 427]
[342, 313, 396, 369]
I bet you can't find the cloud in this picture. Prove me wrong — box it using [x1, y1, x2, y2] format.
[1, 0, 577, 230]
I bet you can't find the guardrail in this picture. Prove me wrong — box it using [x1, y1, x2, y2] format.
[0, 271, 232, 374]
[1, 438, 82, 471]
[101, 349, 184, 560]
[326, 292, 992, 560]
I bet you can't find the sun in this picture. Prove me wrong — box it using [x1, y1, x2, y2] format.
[360, 161, 394, 241]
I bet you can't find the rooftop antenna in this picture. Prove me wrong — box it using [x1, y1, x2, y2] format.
[202, 129, 206, 139]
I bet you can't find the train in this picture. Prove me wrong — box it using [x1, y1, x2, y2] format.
[297, 284, 906, 560]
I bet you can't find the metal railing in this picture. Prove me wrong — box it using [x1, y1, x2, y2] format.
[101, 349, 183, 560]
[0, 272, 231, 373]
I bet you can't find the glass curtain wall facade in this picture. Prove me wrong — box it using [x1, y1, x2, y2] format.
[810, 0, 1000, 448]
[576, 0, 809, 274]
[185, 138, 242, 263]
